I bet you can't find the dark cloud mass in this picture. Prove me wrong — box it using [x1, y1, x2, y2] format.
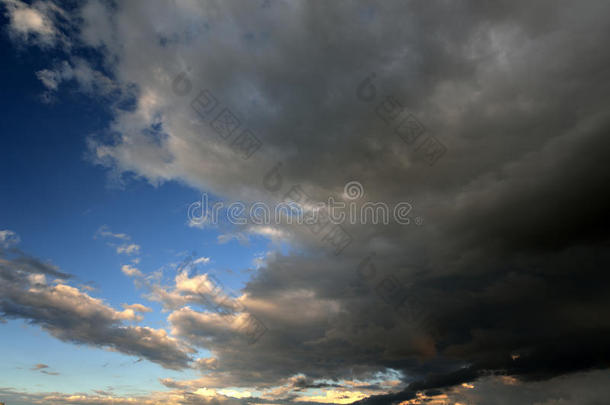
[2, 0, 610, 403]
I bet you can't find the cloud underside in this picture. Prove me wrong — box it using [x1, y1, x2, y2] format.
[2, 0, 610, 403]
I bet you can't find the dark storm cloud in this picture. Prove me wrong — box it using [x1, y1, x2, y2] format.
[6, 0, 610, 401]
[290, 375, 341, 390]
[214, 0, 610, 396]
[355, 366, 481, 404]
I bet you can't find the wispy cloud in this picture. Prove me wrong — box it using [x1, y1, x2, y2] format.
[0, 229, 20, 248]
[192, 256, 211, 265]
[116, 243, 141, 255]
[94, 226, 142, 257]
[31, 363, 60, 376]
[31, 363, 48, 370]
[94, 225, 131, 241]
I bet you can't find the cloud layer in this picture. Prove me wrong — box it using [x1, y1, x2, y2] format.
[2, 0, 610, 403]
[0, 240, 193, 370]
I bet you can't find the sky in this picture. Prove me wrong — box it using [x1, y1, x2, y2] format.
[0, 1, 609, 404]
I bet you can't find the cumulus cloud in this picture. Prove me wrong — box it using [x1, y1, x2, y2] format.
[0, 246, 193, 370]
[121, 264, 143, 277]
[0, 0, 68, 47]
[122, 303, 152, 313]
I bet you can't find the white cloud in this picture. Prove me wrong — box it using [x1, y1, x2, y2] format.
[295, 389, 368, 404]
[116, 243, 141, 255]
[252, 252, 267, 269]
[95, 225, 131, 240]
[193, 256, 211, 265]
[94, 226, 142, 257]
[122, 303, 152, 313]
[36, 67, 61, 90]
[121, 264, 143, 277]
[249, 226, 287, 240]
[0, 229, 20, 247]
[0, 0, 67, 47]
[36, 58, 117, 95]
[217, 232, 249, 245]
